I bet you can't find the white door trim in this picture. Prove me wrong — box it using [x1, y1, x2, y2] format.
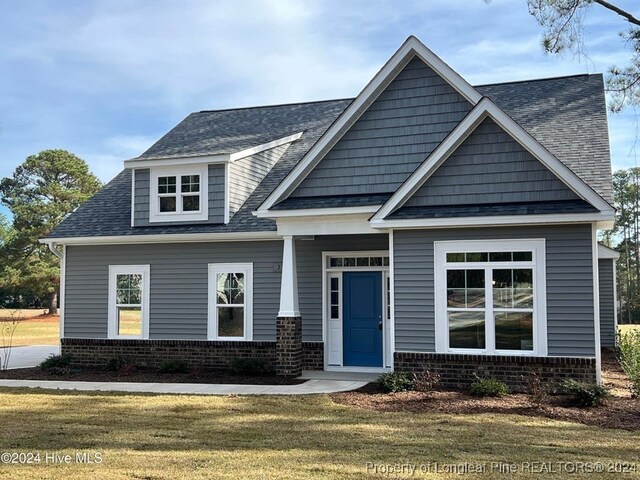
[322, 250, 392, 372]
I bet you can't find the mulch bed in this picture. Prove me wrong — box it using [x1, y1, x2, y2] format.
[0, 367, 304, 385]
[331, 352, 640, 431]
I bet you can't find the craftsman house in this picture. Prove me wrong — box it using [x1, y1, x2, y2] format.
[43, 37, 617, 387]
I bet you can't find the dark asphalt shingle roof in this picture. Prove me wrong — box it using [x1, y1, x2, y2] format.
[49, 73, 612, 239]
[476, 74, 612, 204]
[271, 193, 392, 210]
[388, 199, 598, 220]
[136, 99, 352, 160]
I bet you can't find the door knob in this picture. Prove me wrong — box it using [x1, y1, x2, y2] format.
[378, 321, 383, 330]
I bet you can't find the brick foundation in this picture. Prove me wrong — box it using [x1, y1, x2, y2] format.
[62, 338, 322, 372]
[301, 342, 324, 370]
[394, 352, 597, 391]
[276, 316, 303, 377]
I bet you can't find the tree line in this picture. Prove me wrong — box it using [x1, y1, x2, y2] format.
[604, 168, 640, 323]
[0, 150, 101, 313]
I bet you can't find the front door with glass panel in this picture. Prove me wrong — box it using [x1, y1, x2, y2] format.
[342, 271, 383, 367]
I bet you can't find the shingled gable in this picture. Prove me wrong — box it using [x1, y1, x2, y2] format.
[255, 36, 483, 215]
[370, 97, 614, 226]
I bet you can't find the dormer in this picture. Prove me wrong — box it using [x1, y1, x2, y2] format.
[124, 130, 302, 227]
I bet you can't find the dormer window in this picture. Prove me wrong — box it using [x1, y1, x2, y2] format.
[149, 164, 208, 222]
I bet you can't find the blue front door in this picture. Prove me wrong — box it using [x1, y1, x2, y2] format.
[343, 272, 383, 367]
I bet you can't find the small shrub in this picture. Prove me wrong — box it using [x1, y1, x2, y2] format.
[105, 356, 127, 372]
[468, 378, 509, 397]
[118, 362, 137, 377]
[561, 379, 610, 407]
[229, 358, 266, 376]
[618, 328, 640, 397]
[158, 359, 190, 374]
[412, 369, 441, 392]
[522, 372, 553, 407]
[39, 354, 72, 371]
[47, 366, 72, 376]
[104, 357, 137, 376]
[378, 372, 415, 393]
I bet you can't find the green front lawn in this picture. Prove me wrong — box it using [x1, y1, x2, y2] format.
[0, 390, 636, 479]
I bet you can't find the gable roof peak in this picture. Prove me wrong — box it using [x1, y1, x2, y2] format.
[257, 35, 483, 213]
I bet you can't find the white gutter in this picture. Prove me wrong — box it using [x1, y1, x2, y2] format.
[39, 231, 281, 246]
[47, 242, 63, 259]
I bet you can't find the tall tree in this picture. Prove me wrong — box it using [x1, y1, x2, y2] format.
[526, 0, 640, 111]
[0, 150, 101, 313]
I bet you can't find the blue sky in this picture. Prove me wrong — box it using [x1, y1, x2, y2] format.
[0, 0, 637, 218]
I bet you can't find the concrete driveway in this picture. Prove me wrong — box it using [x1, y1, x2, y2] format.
[1, 345, 59, 369]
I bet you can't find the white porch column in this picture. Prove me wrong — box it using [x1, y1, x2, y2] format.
[278, 235, 300, 317]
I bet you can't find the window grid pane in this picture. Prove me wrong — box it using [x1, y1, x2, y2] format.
[181, 175, 200, 193]
[158, 176, 176, 194]
[330, 276, 339, 319]
[327, 256, 389, 268]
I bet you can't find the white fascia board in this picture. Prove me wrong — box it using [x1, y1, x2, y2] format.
[370, 211, 615, 230]
[255, 205, 380, 218]
[123, 132, 303, 169]
[39, 231, 280, 246]
[373, 97, 614, 221]
[598, 243, 620, 259]
[277, 213, 380, 236]
[257, 36, 483, 212]
[229, 132, 303, 162]
[124, 154, 230, 169]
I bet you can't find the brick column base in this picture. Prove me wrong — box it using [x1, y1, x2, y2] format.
[276, 316, 302, 377]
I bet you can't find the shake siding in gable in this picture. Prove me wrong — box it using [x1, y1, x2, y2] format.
[64, 242, 283, 340]
[228, 143, 290, 216]
[131, 165, 225, 226]
[404, 118, 580, 207]
[291, 56, 473, 197]
[393, 224, 595, 356]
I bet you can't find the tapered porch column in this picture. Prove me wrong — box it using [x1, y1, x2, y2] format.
[276, 236, 302, 376]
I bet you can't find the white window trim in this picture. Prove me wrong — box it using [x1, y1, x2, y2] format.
[434, 239, 547, 356]
[149, 164, 208, 223]
[208, 263, 254, 341]
[108, 265, 150, 340]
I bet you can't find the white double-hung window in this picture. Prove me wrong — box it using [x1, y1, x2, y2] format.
[208, 263, 253, 341]
[108, 265, 150, 339]
[149, 164, 208, 222]
[434, 239, 547, 356]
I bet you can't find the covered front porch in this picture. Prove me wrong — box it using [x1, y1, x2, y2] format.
[276, 233, 391, 376]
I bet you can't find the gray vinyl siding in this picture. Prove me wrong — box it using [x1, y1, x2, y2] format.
[405, 118, 580, 207]
[291, 56, 472, 197]
[132, 165, 225, 226]
[393, 224, 595, 356]
[296, 234, 389, 341]
[599, 258, 617, 348]
[229, 143, 290, 216]
[64, 241, 283, 340]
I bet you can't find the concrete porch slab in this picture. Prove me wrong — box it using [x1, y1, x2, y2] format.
[298, 370, 381, 382]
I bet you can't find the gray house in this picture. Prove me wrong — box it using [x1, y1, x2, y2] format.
[43, 37, 618, 387]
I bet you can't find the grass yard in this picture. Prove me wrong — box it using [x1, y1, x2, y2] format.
[619, 324, 640, 336]
[0, 390, 637, 479]
[0, 309, 59, 346]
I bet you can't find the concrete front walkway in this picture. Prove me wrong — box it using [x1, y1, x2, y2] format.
[0, 378, 368, 395]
